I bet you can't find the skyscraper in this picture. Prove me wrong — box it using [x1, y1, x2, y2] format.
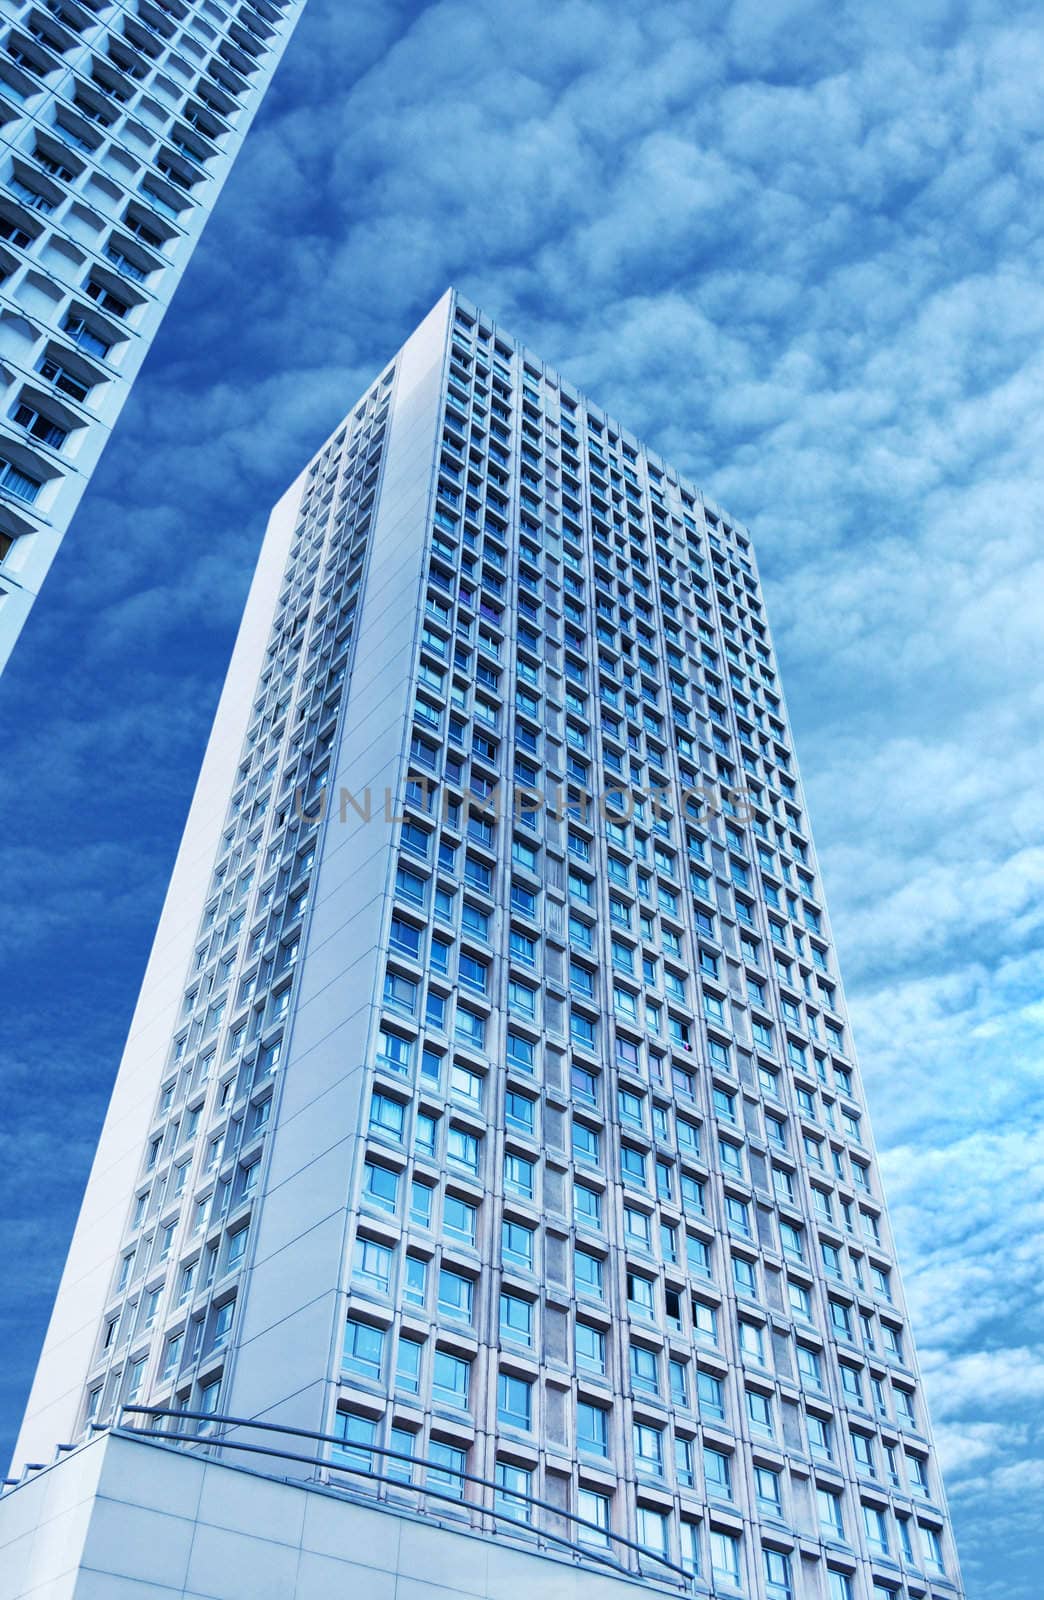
[0, 0, 307, 671]
[7, 289, 964, 1600]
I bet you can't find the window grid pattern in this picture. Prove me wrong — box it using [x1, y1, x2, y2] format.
[336, 296, 960, 1598]
[0, 0, 306, 667]
[71, 291, 960, 1599]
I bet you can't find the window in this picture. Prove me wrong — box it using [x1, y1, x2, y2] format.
[797, 1343, 823, 1387]
[343, 1318, 383, 1381]
[575, 1321, 605, 1374]
[674, 1430, 695, 1485]
[455, 1005, 486, 1049]
[505, 1090, 535, 1132]
[921, 1522, 945, 1572]
[403, 1253, 428, 1306]
[389, 915, 421, 957]
[572, 1120, 600, 1165]
[506, 1030, 535, 1072]
[432, 1349, 470, 1409]
[577, 1486, 611, 1548]
[633, 1421, 663, 1476]
[333, 1410, 375, 1474]
[577, 1401, 609, 1456]
[625, 1205, 652, 1250]
[447, 1126, 480, 1173]
[807, 1413, 832, 1460]
[438, 1267, 474, 1323]
[352, 1236, 392, 1293]
[829, 1298, 854, 1339]
[443, 1193, 477, 1244]
[497, 1371, 532, 1430]
[574, 1181, 602, 1227]
[575, 1248, 603, 1297]
[572, 1063, 599, 1103]
[501, 1218, 534, 1272]
[500, 1291, 533, 1346]
[704, 1446, 732, 1497]
[504, 1152, 534, 1198]
[862, 1502, 889, 1554]
[61, 314, 110, 359]
[195, 1377, 221, 1433]
[627, 1270, 655, 1319]
[620, 1144, 647, 1188]
[734, 1256, 758, 1297]
[747, 1389, 773, 1434]
[763, 1548, 792, 1600]
[363, 1159, 399, 1213]
[428, 1440, 466, 1499]
[840, 1363, 863, 1405]
[756, 1465, 782, 1513]
[458, 956, 488, 997]
[791, 1280, 816, 1331]
[125, 1357, 146, 1403]
[208, 1286, 233, 1350]
[818, 1486, 844, 1536]
[570, 1010, 597, 1049]
[681, 1174, 705, 1215]
[709, 1529, 741, 1584]
[395, 1335, 422, 1394]
[85, 279, 130, 317]
[637, 1505, 669, 1557]
[387, 1426, 416, 1484]
[719, 1137, 744, 1176]
[680, 1521, 701, 1576]
[410, 1180, 433, 1228]
[12, 402, 66, 449]
[697, 1370, 725, 1421]
[369, 1092, 405, 1142]
[692, 1299, 718, 1343]
[495, 1460, 532, 1522]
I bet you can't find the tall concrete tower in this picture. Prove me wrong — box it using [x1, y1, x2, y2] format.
[5, 290, 964, 1600]
[0, 0, 307, 670]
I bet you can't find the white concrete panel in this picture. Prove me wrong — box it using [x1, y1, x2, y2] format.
[19, 1500, 93, 1595]
[0, 1434, 681, 1600]
[79, 1498, 194, 1589]
[223, 293, 452, 1441]
[183, 1523, 300, 1600]
[72, 1576, 179, 1600]
[0, 1531, 41, 1600]
[397, 1516, 491, 1595]
[196, 1461, 306, 1548]
[83, 1439, 203, 1523]
[12, 471, 306, 1474]
[293, 1550, 397, 1600]
[299, 1491, 402, 1565]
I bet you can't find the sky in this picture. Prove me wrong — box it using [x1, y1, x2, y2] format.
[1, 0, 1042, 1590]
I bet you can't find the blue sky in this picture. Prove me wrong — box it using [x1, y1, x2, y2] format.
[1, 0, 1042, 1590]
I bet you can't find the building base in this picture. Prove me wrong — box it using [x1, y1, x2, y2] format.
[0, 1430, 684, 1600]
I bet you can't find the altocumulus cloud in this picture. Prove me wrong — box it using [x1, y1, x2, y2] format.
[2, 1, 1043, 1594]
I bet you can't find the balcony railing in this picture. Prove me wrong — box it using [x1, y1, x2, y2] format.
[72, 1404, 695, 1592]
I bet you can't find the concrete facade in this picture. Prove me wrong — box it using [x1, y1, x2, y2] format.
[11, 290, 965, 1599]
[0, 0, 308, 670]
[0, 1430, 686, 1600]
